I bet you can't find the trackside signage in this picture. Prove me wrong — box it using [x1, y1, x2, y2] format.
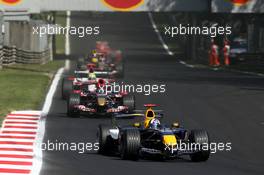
[100, 0, 144, 11]
[212, 0, 264, 13]
[0, 0, 22, 5]
[3, 0, 261, 13]
[0, 0, 40, 13]
[0, 0, 210, 12]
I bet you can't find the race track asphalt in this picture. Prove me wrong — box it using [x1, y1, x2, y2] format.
[40, 12, 264, 175]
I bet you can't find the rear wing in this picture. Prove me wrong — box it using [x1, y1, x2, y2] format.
[111, 112, 163, 126]
[74, 70, 117, 76]
[113, 110, 164, 119]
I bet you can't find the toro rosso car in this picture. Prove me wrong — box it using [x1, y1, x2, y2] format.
[97, 104, 210, 162]
[67, 81, 135, 118]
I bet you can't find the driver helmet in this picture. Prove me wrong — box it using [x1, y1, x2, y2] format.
[91, 57, 98, 63]
[99, 55, 106, 62]
[92, 50, 97, 57]
[88, 70, 96, 80]
[149, 118, 161, 130]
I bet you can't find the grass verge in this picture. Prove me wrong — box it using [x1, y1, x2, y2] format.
[55, 12, 66, 54]
[0, 60, 64, 125]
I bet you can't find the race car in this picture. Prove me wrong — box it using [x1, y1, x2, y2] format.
[77, 44, 124, 77]
[61, 66, 116, 99]
[66, 82, 135, 117]
[95, 41, 123, 66]
[97, 104, 210, 162]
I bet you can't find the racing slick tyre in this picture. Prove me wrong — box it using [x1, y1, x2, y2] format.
[62, 78, 73, 100]
[115, 62, 124, 78]
[77, 58, 85, 70]
[123, 95, 135, 113]
[67, 93, 80, 118]
[80, 65, 87, 71]
[189, 129, 210, 162]
[97, 124, 113, 155]
[120, 129, 141, 160]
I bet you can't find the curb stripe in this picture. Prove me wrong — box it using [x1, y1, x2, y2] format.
[6, 117, 39, 121]
[0, 161, 32, 166]
[0, 168, 30, 174]
[4, 122, 38, 125]
[2, 131, 36, 135]
[0, 154, 33, 159]
[0, 111, 42, 174]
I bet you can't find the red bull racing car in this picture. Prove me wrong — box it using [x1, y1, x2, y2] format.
[97, 104, 210, 162]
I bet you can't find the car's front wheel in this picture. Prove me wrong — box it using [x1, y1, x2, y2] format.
[120, 129, 140, 160]
[67, 93, 80, 118]
[189, 129, 210, 162]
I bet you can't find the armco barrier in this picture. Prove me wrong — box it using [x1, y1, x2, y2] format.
[1, 46, 50, 65]
[0, 46, 3, 69]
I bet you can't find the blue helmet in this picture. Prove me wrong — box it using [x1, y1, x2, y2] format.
[149, 119, 161, 130]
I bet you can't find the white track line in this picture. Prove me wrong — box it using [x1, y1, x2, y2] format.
[7, 115, 40, 118]
[31, 67, 65, 175]
[0, 138, 35, 142]
[65, 59, 70, 71]
[148, 12, 174, 56]
[65, 11, 71, 56]
[2, 124, 38, 127]
[0, 158, 33, 162]
[10, 111, 41, 115]
[4, 119, 39, 123]
[0, 164, 31, 170]
[1, 129, 37, 132]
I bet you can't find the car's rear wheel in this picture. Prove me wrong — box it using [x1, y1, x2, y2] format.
[189, 129, 210, 162]
[115, 62, 124, 78]
[120, 129, 140, 160]
[62, 78, 73, 100]
[67, 93, 80, 118]
[77, 58, 85, 70]
[97, 124, 113, 154]
[123, 95, 135, 113]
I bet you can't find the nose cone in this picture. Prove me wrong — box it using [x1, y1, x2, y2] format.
[98, 97, 106, 106]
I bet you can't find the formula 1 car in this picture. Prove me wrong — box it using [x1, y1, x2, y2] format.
[77, 43, 124, 77]
[77, 54, 124, 78]
[67, 83, 135, 117]
[61, 68, 116, 99]
[97, 104, 210, 162]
